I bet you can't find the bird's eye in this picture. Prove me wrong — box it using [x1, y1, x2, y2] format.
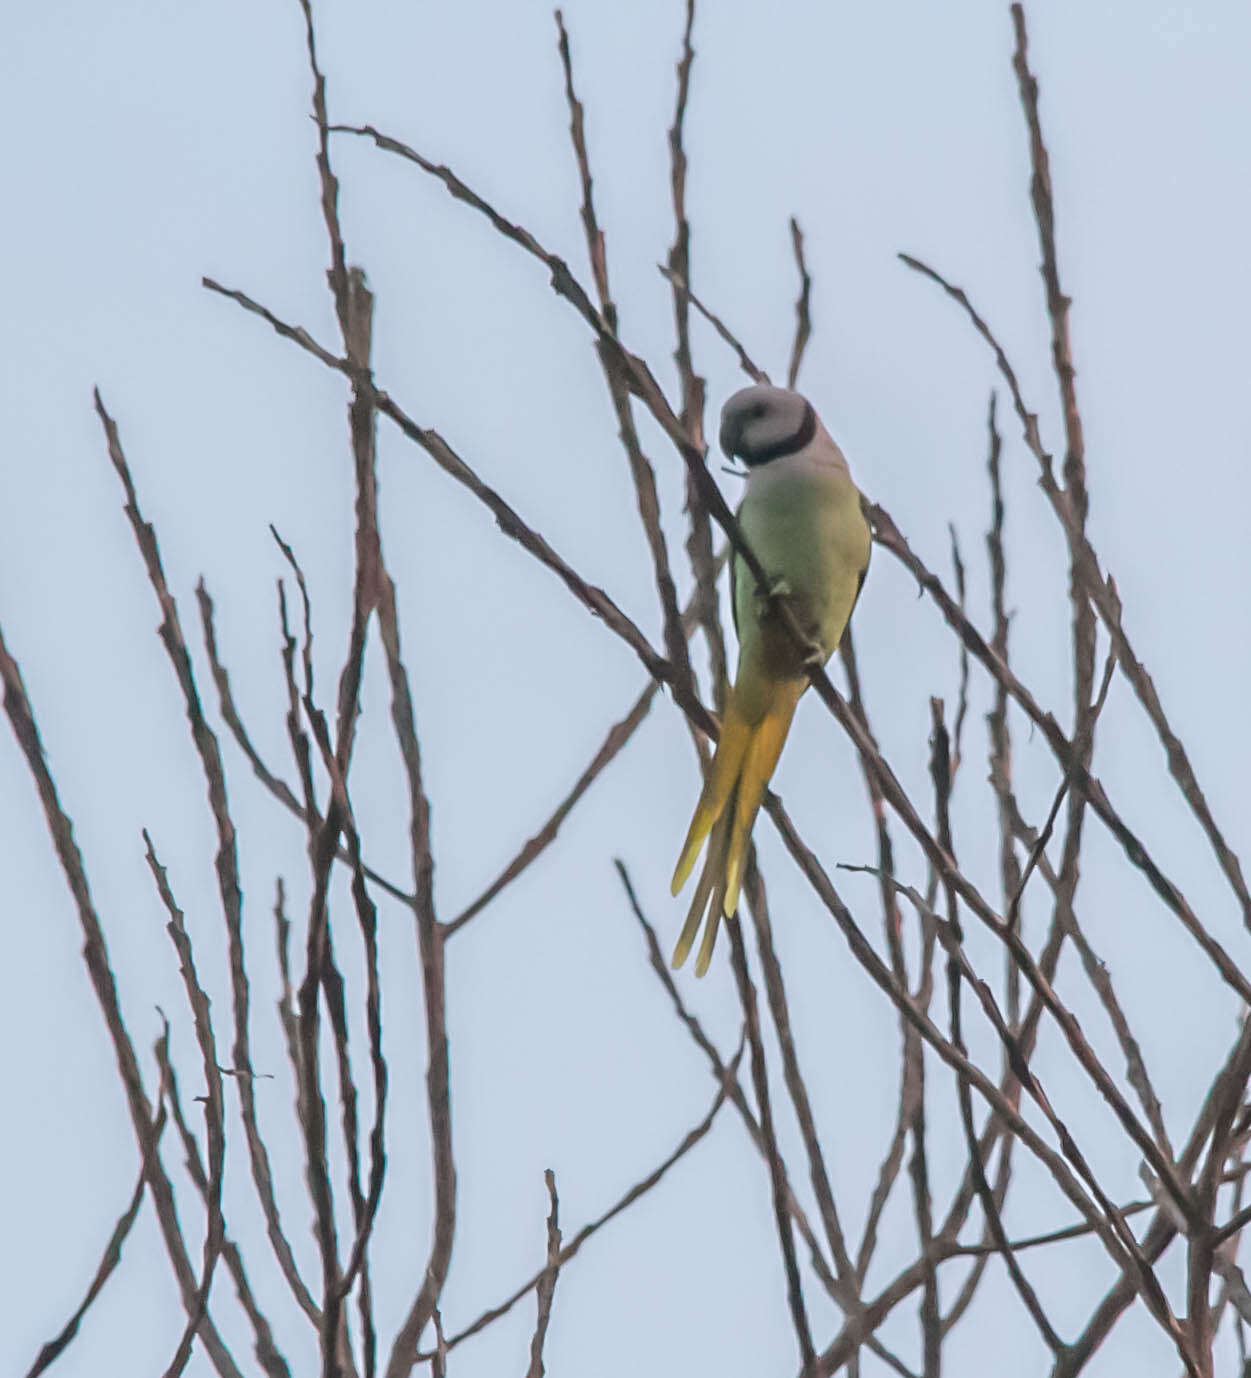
[750, 403, 766, 418]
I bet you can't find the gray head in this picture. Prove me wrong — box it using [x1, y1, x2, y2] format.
[719, 384, 817, 467]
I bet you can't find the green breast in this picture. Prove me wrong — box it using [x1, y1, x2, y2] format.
[732, 462, 870, 680]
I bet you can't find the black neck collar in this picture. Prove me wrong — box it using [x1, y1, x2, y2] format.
[742, 400, 817, 467]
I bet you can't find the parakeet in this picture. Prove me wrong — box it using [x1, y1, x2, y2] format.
[670, 384, 871, 975]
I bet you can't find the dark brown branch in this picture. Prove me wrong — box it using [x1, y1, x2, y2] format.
[209, 133, 791, 674]
[1055, 1019, 1251, 1375]
[725, 912, 816, 1373]
[296, 0, 350, 340]
[144, 834, 228, 1378]
[870, 498, 1251, 1008]
[0, 623, 244, 1378]
[432, 1064, 736, 1355]
[273, 534, 350, 1378]
[765, 807, 1128, 1276]
[899, 248, 1251, 937]
[1007, 14, 1100, 1044]
[327, 124, 606, 334]
[202, 278, 717, 739]
[840, 630, 919, 1290]
[449, 546, 727, 936]
[947, 525, 970, 778]
[1010, 3, 1084, 525]
[1006, 649, 1116, 927]
[378, 569, 454, 1378]
[615, 862, 850, 1296]
[983, 391, 1023, 1028]
[660, 265, 770, 384]
[302, 701, 390, 1313]
[1001, 786, 1175, 1161]
[743, 858, 858, 1291]
[806, 657, 1196, 1248]
[661, 0, 727, 705]
[197, 578, 413, 907]
[155, 1030, 294, 1378]
[666, 0, 703, 436]
[327, 265, 386, 1375]
[859, 867, 1191, 1369]
[916, 701, 958, 1378]
[932, 695, 1062, 1358]
[26, 1101, 167, 1378]
[272, 880, 302, 1102]
[786, 217, 812, 390]
[525, 1171, 563, 1378]
[554, 11, 696, 713]
[948, 954, 1065, 1353]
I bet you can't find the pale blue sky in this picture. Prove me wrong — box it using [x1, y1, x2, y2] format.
[3, 3, 1251, 1375]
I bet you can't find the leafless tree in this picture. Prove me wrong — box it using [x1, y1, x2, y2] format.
[7, 5, 1250, 1377]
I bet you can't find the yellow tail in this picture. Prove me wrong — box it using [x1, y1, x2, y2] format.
[670, 679, 804, 975]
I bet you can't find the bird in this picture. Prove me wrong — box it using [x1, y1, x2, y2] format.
[670, 383, 871, 976]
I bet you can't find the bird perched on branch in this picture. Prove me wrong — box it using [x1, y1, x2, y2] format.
[670, 384, 871, 975]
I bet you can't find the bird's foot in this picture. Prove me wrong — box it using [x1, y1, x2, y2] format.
[801, 643, 828, 674]
[756, 576, 792, 619]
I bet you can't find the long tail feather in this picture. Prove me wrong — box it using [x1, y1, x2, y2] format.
[722, 682, 803, 918]
[694, 854, 729, 978]
[671, 678, 804, 975]
[670, 807, 728, 969]
[670, 695, 752, 896]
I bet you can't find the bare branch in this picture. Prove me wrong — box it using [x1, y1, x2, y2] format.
[525, 1171, 563, 1378]
[25, 1100, 167, 1378]
[144, 834, 228, 1378]
[378, 574, 454, 1378]
[786, 217, 812, 390]
[869, 499, 1251, 1007]
[898, 248, 1251, 934]
[554, 11, 696, 715]
[743, 858, 858, 1294]
[434, 1064, 737, 1356]
[155, 1030, 294, 1378]
[660, 265, 770, 385]
[948, 953, 1065, 1354]
[0, 622, 244, 1378]
[725, 912, 816, 1373]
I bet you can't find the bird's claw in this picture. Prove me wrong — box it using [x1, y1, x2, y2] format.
[756, 577, 792, 618]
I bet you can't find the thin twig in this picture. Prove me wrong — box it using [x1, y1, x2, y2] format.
[948, 954, 1065, 1353]
[525, 1171, 563, 1378]
[448, 546, 726, 936]
[144, 835, 228, 1378]
[660, 265, 770, 384]
[197, 580, 413, 908]
[431, 1065, 737, 1356]
[25, 1099, 168, 1378]
[899, 245, 1251, 937]
[155, 1030, 294, 1378]
[743, 857, 859, 1292]
[786, 217, 813, 390]
[869, 498, 1251, 1008]
[0, 623, 245, 1378]
[725, 913, 816, 1374]
[554, 11, 696, 718]
[378, 569, 454, 1378]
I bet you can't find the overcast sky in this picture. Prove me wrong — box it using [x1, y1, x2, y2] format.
[4, 2, 1251, 1376]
